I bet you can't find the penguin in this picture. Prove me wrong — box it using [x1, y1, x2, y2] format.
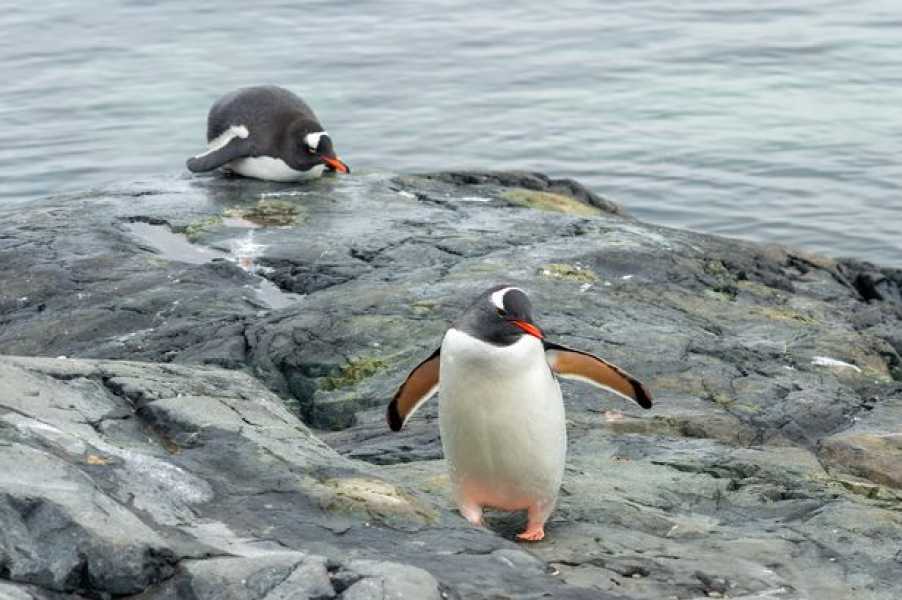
[186, 85, 349, 181]
[386, 285, 652, 541]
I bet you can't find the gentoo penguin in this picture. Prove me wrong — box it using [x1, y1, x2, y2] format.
[186, 85, 349, 181]
[386, 285, 652, 541]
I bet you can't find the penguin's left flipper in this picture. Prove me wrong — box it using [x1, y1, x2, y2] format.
[387, 347, 441, 431]
[185, 137, 253, 173]
[544, 341, 652, 409]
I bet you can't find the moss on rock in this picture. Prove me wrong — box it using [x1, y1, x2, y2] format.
[411, 300, 438, 315]
[320, 357, 387, 391]
[181, 216, 222, 241]
[539, 263, 599, 283]
[751, 305, 818, 324]
[501, 188, 602, 216]
[318, 477, 436, 523]
[224, 199, 300, 227]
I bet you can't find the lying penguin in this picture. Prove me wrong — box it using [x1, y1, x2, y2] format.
[186, 85, 349, 181]
[387, 285, 653, 541]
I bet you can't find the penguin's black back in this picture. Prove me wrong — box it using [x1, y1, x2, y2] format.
[206, 85, 321, 144]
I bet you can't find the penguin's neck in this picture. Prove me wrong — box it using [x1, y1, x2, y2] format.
[441, 328, 546, 376]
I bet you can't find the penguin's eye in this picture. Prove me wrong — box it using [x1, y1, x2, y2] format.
[496, 308, 507, 317]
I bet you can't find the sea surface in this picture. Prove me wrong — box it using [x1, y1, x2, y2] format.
[2, 1, 900, 265]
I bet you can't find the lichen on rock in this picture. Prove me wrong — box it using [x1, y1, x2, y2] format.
[224, 199, 301, 227]
[320, 356, 387, 391]
[180, 215, 222, 241]
[539, 263, 599, 283]
[317, 476, 437, 524]
[501, 187, 603, 216]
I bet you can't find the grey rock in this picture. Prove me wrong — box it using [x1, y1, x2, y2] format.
[261, 556, 335, 599]
[344, 560, 441, 600]
[0, 579, 90, 600]
[0, 356, 598, 599]
[1, 171, 901, 599]
[342, 577, 384, 600]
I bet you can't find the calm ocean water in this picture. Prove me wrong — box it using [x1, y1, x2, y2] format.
[2, 1, 900, 264]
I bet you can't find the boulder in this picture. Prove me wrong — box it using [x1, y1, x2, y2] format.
[1, 171, 900, 598]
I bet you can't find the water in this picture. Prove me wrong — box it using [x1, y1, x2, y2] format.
[3, 1, 901, 265]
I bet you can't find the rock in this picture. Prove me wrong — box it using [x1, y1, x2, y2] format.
[0, 443, 178, 596]
[1, 171, 901, 598]
[342, 560, 442, 600]
[817, 388, 902, 495]
[837, 259, 902, 304]
[410, 170, 626, 215]
[820, 433, 902, 489]
[0, 356, 601, 599]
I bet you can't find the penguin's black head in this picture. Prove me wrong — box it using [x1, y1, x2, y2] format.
[458, 284, 544, 346]
[287, 120, 350, 174]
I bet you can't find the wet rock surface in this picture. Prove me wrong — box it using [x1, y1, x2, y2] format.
[1, 170, 901, 599]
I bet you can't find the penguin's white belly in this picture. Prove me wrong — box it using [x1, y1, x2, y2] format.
[226, 157, 325, 182]
[438, 329, 566, 510]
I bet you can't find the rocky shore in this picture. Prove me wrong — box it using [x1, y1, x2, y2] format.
[1, 171, 900, 599]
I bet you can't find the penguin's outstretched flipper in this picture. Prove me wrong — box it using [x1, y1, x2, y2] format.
[186, 127, 252, 173]
[387, 347, 441, 431]
[544, 341, 652, 409]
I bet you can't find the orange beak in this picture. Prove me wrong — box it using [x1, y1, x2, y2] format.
[321, 155, 350, 174]
[513, 320, 544, 339]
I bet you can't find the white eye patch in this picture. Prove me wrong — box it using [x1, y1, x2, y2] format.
[490, 286, 523, 311]
[303, 131, 328, 151]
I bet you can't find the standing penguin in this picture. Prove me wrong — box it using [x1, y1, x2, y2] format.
[386, 285, 652, 541]
[186, 85, 349, 181]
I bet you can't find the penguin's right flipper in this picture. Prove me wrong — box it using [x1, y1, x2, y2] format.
[185, 136, 252, 173]
[387, 347, 441, 431]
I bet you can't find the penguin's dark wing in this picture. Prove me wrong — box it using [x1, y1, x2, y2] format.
[185, 134, 253, 173]
[387, 347, 441, 431]
[544, 341, 652, 409]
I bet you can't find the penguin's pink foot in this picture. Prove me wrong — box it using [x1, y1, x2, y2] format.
[517, 500, 553, 542]
[516, 526, 545, 542]
[459, 502, 485, 527]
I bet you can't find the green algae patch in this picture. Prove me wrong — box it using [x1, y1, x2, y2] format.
[751, 305, 818, 325]
[224, 199, 300, 227]
[181, 216, 223, 241]
[318, 477, 437, 524]
[539, 263, 599, 284]
[703, 259, 738, 299]
[703, 259, 731, 279]
[737, 280, 785, 301]
[501, 188, 602, 216]
[709, 392, 735, 409]
[836, 476, 883, 500]
[320, 357, 387, 391]
[703, 289, 733, 302]
[145, 255, 169, 268]
[825, 474, 902, 505]
[411, 299, 438, 316]
[733, 402, 762, 415]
